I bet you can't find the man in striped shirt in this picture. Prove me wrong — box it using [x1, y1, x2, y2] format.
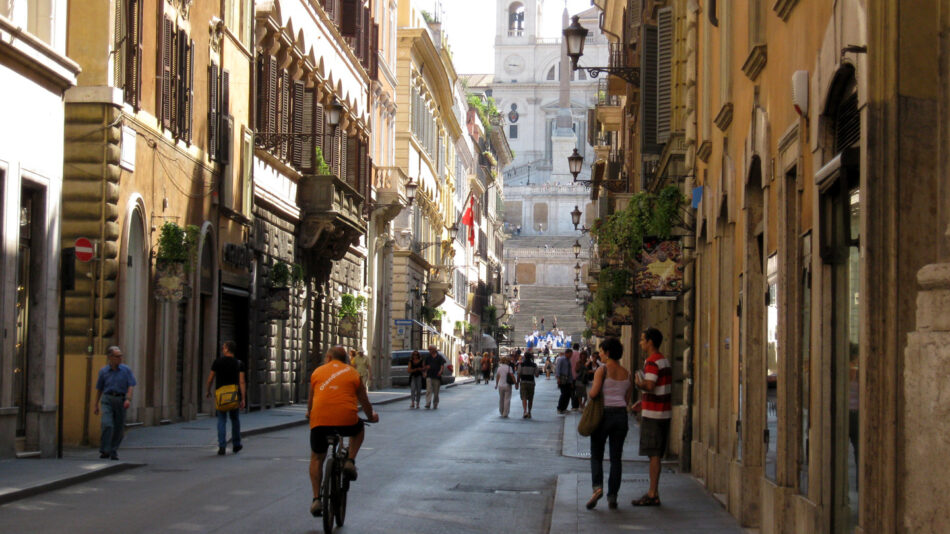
[632, 327, 672, 507]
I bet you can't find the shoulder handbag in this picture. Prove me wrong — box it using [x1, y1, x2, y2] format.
[577, 393, 604, 437]
[506, 367, 516, 385]
[215, 384, 240, 412]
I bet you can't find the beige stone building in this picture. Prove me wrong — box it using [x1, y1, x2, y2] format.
[587, 0, 950, 532]
[61, 0, 253, 443]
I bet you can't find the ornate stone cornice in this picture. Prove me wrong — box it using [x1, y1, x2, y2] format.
[714, 103, 734, 132]
[741, 44, 768, 81]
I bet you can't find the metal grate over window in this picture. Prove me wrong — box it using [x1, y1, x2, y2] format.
[834, 93, 860, 153]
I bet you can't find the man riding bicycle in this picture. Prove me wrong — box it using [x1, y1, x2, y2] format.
[307, 346, 380, 517]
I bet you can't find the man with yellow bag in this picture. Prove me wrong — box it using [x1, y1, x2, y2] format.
[206, 341, 246, 455]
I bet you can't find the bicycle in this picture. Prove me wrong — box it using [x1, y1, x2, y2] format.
[319, 419, 371, 534]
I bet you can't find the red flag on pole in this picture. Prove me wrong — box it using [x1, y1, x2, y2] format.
[461, 196, 476, 246]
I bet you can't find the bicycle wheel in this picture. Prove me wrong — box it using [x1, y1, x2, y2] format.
[335, 477, 348, 527]
[321, 458, 335, 534]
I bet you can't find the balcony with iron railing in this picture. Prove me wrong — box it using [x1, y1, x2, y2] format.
[595, 79, 623, 131]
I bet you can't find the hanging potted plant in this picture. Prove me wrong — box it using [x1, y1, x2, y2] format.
[266, 260, 303, 320]
[464, 322, 476, 343]
[155, 222, 199, 301]
[338, 293, 366, 338]
[421, 305, 443, 331]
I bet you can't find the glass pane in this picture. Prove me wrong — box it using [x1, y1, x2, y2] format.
[847, 186, 860, 531]
[765, 254, 779, 481]
[799, 263, 811, 494]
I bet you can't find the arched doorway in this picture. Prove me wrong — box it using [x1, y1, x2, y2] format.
[120, 207, 148, 422]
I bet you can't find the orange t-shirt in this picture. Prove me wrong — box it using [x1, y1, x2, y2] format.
[309, 360, 362, 428]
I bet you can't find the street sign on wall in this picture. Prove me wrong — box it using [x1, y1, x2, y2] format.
[74, 238, 94, 262]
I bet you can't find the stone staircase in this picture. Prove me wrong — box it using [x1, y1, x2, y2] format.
[509, 285, 586, 348]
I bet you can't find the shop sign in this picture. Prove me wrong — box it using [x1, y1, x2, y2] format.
[634, 239, 685, 298]
[223, 243, 252, 270]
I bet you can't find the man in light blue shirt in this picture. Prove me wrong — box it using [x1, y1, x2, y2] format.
[94, 346, 136, 460]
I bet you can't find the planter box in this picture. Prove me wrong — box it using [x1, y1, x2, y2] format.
[155, 261, 187, 301]
[266, 287, 291, 320]
[339, 315, 360, 338]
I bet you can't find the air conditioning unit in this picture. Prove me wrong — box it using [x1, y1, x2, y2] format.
[792, 71, 808, 118]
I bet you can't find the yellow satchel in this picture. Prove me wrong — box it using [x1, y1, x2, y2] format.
[214, 384, 240, 412]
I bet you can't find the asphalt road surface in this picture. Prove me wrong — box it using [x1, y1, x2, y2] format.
[0, 378, 606, 533]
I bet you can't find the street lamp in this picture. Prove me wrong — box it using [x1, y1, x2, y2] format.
[573, 239, 582, 258]
[448, 222, 459, 241]
[405, 177, 418, 206]
[571, 205, 582, 230]
[326, 98, 344, 130]
[568, 148, 584, 179]
[563, 15, 640, 86]
[574, 262, 582, 277]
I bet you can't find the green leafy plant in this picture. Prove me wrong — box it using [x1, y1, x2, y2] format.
[421, 305, 442, 324]
[314, 147, 331, 175]
[583, 328, 593, 340]
[156, 221, 200, 267]
[482, 151, 497, 167]
[269, 260, 303, 289]
[467, 94, 502, 134]
[590, 185, 689, 263]
[339, 293, 366, 319]
[584, 267, 631, 327]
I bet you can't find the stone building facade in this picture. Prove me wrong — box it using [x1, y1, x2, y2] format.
[0, 0, 79, 456]
[60, 0, 253, 444]
[589, 0, 950, 532]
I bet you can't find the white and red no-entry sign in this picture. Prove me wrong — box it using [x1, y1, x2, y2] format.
[74, 237, 95, 262]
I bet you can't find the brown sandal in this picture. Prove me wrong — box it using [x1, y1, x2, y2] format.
[586, 488, 604, 510]
[631, 493, 661, 506]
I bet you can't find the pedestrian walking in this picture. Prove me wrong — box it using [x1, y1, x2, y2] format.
[517, 352, 538, 418]
[494, 356, 516, 418]
[480, 352, 492, 384]
[473, 352, 483, 383]
[93, 346, 136, 460]
[569, 347, 581, 410]
[544, 356, 554, 379]
[424, 345, 446, 409]
[555, 349, 574, 414]
[350, 350, 373, 390]
[631, 327, 672, 507]
[585, 337, 631, 510]
[408, 350, 425, 409]
[205, 341, 246, 455]
[574, 351, 590, 409]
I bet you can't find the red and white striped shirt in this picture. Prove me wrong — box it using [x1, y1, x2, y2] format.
[641, 352, 672, 419]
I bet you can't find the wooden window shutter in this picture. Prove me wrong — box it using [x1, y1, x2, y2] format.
[640, 24, 658, 152]
[314, 102, 325, 158]
[291, 80, 305, 168]
[279, 70, 290, 160]
[220, 70, 231, 163]
[335, 126, 344, 178]
[255, 57, 266, 132]
[358, 140, 369, 200]
[184, 39, 194, 143]
[160, 17, 173, 129]
[340, 0, 358, 37]
[125, 0, 143, 108]
[370, 22, 379, 79]
[300, 89, 316, 171]
[656, 7, 673, 144]
[267, 56, 278, 136]
[346, 134, 359, 188]
[208, 63, 219, 161]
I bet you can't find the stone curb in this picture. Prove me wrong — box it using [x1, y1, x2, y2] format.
[0, 461, 143, 506]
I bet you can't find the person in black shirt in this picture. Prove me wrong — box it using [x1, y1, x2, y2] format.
[205, 341, 246, 455]
[423, 345, 446, 409]
[517, 352, 539, 418]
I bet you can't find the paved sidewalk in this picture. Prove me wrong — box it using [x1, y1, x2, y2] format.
[554, 412, 748, 534]
[0, 379, 470, 505]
